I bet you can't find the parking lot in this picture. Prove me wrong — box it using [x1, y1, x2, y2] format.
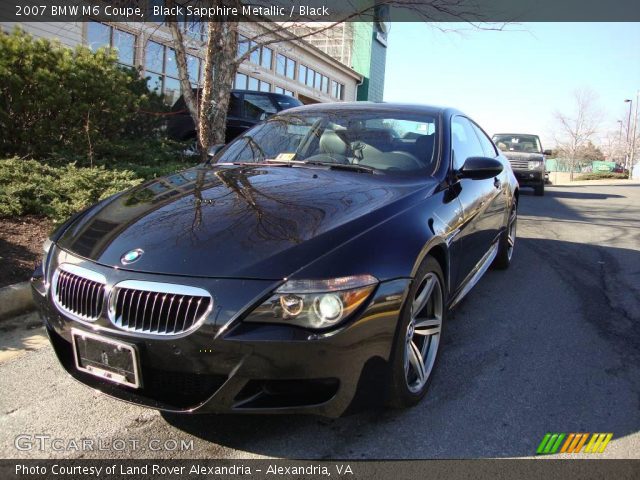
[1, 181, 639, 459]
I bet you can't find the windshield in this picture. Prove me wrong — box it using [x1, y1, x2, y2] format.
[492, 134, 542, 154]
[215, 110, 439, 174]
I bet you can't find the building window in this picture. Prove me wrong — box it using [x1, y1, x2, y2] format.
[186, 55, 201, 87]
[274, 86, 294, 96]
[276, 54, 286, 76]
[247, 76, 259, 91]
[259, 81, 271, 92]
[298, 65, 307, 85]
[276, 53, 296, 79]
[145, 40, 197, 106]
[286, 59, 295, 79]
[305, 68, 315, 88]
[275, 88, 295, 100]
[249, 41, 260, 64]
[145, 40, 164, 72]
[165, 48, 179, 78]
[331, 80, 344, 100]
[237, 35, 249, 58]
[163, 77, 181, 107]
[87, 21, 136, 67]
[235, 73, 248, 89]
[261, 47, 273, 69]
[321, 75, 329, 94]
[185, 19, 205, 41]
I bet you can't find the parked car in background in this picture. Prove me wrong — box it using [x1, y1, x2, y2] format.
[492, 133, 551, 196]
[33, 103, 519, 417]
[167, 89, 302, 143]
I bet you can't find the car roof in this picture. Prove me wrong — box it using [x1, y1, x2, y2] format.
[283, 101, 458, 117]
[493, 133, 541, 137]
[231, 89, 294, 97]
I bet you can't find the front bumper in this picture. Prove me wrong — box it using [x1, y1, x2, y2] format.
[32, 251, 409, 417]
[512, 169, 544, 187]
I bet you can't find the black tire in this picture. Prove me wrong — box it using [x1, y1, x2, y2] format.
[534, 183, 544, 196]
[388, 256, 446, 408]
[492, 202, 517, 270]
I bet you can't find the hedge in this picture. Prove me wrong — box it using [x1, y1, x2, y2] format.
[0, 158, 142, 221]
[0, 28, 167, 163]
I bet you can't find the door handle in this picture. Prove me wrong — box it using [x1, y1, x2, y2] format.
[493, 177, 501, 189]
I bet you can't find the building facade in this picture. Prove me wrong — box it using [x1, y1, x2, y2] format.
[289, 21, 388, 102]
[0, 20, 362, 106]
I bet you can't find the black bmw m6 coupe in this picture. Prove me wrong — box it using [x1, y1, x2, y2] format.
[32, 103, 519, 417]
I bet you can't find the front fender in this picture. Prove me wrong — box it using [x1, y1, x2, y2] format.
[291, 189, 455, 286]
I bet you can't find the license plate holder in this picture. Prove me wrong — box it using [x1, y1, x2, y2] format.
[71, 329, 141, 389]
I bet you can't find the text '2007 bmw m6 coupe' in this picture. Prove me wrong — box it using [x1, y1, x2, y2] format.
[33, 103, 518, 417]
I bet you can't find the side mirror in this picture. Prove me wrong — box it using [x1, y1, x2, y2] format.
[543, 149, 553, 156]
[207, 144, 225, 157]
[459, 157, 503, 180]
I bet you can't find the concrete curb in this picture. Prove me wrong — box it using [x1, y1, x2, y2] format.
[548, 179, 640, 187]
[0, 281, 34, 321]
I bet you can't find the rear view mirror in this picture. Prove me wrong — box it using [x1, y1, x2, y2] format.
[543, 149, 553, 156]
[207, 144, 225, 157]
[459, 157, 503, 180]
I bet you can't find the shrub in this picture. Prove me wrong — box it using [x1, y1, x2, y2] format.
[575, 172, 629, 181]
[0, 158, 142, 222]
[0, 28, 167, 162]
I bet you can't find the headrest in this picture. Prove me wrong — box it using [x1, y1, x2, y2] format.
[320, 130, 348, 156]
[415, 134, 435, 151]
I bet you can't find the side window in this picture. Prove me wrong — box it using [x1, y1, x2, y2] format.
[471, 122, 498, 158]
[243, 93, 277, 121]
[228, 92, 242, 118]
[451, 116, 484, 170]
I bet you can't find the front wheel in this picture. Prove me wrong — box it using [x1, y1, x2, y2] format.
[492, 202, 517, 270]
[388, 256, 445, 408]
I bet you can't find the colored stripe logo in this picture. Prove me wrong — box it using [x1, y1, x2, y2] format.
[536, 433, 613, 454]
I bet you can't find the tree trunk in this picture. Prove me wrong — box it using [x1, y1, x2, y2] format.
[198, 20, 238, 163]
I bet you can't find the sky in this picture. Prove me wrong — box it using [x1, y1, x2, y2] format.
[383, 23, 640, 149]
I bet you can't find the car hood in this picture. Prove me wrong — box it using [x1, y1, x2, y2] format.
[502, 151, 544, 162]
[56, 165, 434, 279]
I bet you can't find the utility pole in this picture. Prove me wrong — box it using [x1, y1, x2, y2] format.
[630, 91, 639, 178]
[625, 99, 632, 171]
[617, 120, 623, 162]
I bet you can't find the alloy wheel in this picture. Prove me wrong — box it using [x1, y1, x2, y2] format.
[404, 272, 443, 393]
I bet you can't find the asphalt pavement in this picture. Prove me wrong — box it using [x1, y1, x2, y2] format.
[1, 181, 639, 459]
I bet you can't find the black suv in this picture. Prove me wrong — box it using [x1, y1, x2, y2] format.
[167, 90, 302, 143]
[492, 133, 551, 196]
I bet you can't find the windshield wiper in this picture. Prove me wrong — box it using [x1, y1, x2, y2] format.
[301, 161, 379, 174]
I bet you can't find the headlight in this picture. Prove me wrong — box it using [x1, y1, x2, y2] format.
[42, 238, 53, 266]
[528, 161, 542, 170]
[245, 275, 378, 329]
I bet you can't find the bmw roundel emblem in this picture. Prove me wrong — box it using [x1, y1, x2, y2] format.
[121, 248, 144, 265]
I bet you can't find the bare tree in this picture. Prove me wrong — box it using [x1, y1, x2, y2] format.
[163, 0, 508, 161]
[553, 88, 601, 180]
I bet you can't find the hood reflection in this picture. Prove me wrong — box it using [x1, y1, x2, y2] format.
[58, 164, 428, 278]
